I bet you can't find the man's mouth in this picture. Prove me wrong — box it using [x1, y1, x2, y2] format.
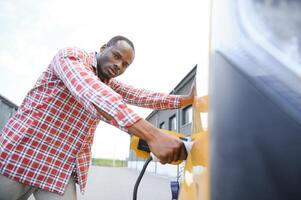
[107, 67, 116, 77]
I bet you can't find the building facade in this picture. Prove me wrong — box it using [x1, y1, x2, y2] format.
[0, 95, 18, 130]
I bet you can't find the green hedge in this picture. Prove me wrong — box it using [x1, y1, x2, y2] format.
[92, 158, 127, 167]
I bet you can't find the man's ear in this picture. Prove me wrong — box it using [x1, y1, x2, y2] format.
[100, 44, 107, 53]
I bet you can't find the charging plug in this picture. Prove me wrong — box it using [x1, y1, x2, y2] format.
[151, 140, 194, 163]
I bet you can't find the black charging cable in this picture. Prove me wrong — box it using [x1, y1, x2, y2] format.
[133, 156, 153, 200]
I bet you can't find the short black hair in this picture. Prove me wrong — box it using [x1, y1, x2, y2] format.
[107, 35, 135, 52]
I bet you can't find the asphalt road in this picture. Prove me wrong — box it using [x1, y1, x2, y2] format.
[77, 166, 174, 200]
[29, 166, 174, 200]
[29, 166, 172, 200]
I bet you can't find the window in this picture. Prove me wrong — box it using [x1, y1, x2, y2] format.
[182, 105, 192, 125]
[169, 115, 177, 131]
[159, 122, 165, 129]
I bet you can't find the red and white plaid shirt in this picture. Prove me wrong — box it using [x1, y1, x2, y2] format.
[0, 47, 180, 194]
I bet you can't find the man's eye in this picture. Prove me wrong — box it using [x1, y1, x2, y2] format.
[113, 53, 120, 59]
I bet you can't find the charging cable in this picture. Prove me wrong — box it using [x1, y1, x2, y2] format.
[133, 156, 153, 200]
[132, 140, 193, 200]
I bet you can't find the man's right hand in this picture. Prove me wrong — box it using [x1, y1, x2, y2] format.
[147, 129, 187, 164]
[128, 119, 187, 164]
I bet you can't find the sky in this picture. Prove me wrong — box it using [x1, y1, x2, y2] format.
[0, 0, 210, 159]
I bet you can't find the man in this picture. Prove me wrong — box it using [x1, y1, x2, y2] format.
[0, 36, 195, 199]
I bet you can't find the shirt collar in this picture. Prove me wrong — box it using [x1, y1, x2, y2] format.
[88, 51, 98, 74]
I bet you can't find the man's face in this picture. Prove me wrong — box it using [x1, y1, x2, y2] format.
[97, 40, 134, 82]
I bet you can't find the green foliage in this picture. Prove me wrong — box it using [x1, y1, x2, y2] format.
[92, 158, 127, 167]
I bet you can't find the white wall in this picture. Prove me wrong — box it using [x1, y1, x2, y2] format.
[128, 161, 181, 178]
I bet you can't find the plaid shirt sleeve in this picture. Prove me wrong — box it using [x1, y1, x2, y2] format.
[52, 47, 141, 128]
[108, 79, 181, 110]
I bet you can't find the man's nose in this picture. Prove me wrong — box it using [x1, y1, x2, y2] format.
[114, 62, 122, 71]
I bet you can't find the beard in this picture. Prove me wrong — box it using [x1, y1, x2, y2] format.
[97, 65, 111, 83]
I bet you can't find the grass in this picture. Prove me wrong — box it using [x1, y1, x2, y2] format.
[92, 158, 127, 167]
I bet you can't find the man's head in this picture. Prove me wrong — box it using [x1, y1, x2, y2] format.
[96, 36, 135, 83]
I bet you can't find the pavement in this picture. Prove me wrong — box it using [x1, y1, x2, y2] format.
[29, 166, 174, 200]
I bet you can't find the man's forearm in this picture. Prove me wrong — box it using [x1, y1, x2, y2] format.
[94, 102, 155, 139]
[179, 95, 194, 107]
[127, 119, 186, 164]
[94, 102, 158, 142]
[127, 119, 158, 141]
[94, 102, 186, 164]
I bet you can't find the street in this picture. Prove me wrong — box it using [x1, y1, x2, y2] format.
[29, 166, 174, 200]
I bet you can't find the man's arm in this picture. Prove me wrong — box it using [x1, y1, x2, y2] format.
[108, 79, 181, 110]
[108, 78, 206, 110]
[95, 105, 186, 164]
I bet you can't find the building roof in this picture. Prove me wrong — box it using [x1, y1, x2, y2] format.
[0, 94, 18, 110]
[146, 65, 197, 120]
